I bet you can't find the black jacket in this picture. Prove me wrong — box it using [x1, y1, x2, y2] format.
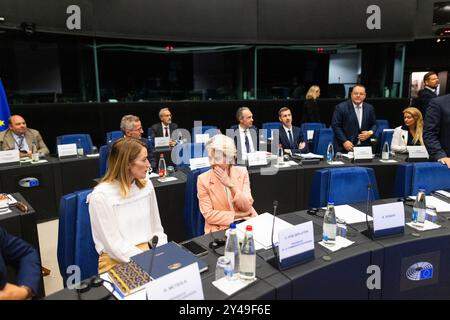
[424, 94, 450, 161]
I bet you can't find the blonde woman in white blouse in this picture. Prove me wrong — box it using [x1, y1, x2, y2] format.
[88, 138, 167, 273]
[391, 107, 424, 153]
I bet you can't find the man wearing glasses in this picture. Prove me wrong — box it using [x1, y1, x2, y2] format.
[331, 84, 377, 153]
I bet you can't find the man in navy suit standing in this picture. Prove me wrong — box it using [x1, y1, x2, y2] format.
[278, 107, 308, 154]
[331, 84, 377, 153]
[413, 72, 439, 117]
[0, 227, 40, 300]
[424, 94, 450, 168]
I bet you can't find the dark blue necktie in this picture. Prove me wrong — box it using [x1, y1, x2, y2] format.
[244, 129, 250, 153]
[288, 130, 294, 149]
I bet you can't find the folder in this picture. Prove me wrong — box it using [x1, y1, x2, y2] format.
[131, 241, 208, 279]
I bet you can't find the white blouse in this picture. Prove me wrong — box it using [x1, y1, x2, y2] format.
[391, 126, 409, 153]
[87, 180, 167, 263]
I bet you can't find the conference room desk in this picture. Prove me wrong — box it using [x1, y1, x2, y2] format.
[0, 193, 45, 297]
[46, 197, 450, 300]
[0, 156, 99, 221]
[249, 157, 404, 215]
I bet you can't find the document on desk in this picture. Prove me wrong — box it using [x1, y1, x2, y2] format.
[334, 205, 373, 224]
[294, 152, 323, 159]
[408, 196, 450, 213]
[212, 277, 257, 296]
[236, 213, 293, 249]
[318, 236, 354, 252]
[406, 220, 441, 231]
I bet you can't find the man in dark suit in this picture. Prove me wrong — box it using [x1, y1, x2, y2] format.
[0, 227, 40, 300]
[150, 108, 178, 147]
[228, 107, 258, 162]
[413, 72, 439, 117]
[278, 107, 308, 154]
[331, 84, 377, 153]
[424, 94, 450, 168]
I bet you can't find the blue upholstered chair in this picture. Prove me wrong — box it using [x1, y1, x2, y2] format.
[411, 163, 450, 195]
[309, 167, 379, 208]
[262, 122, 282, 139]
[57, 189, 98, 283]
[375, 120, 390, 141]
[192, 126, 219, 143]
[393, 163, 414, 198]
[172, 143, 206, 167]
[183, 167, 210, 238]
[378, 129, 395, 154]
[302, 122, 326, 141]
[98, 144, 109, 178]
[56, 134, 94, 154]
[105, 130, 123, 144]
[313, 128, 334, 157]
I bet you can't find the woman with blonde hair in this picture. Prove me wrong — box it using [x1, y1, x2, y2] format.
[391, 107, 425, 153]
[197, 134, 257, 234]
[88, 138, 167, 273]
[303, 85, 321, 122]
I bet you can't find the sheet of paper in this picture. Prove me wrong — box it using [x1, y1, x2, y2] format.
[327, 161, 345, 165]
[30, 159, 49, 164]
[294, 152, 323, 159]
[435, 190, 450, 199]
[236, 213, 293, 249]
[157, 177, 178, 183]
[378, 159, 398, 163]
[406, 220, 441, 231]
[318, 236, 354, 252]
[333, 204, 373, 225]
[408, 196, 450, 213]
[0, 208, 12, 216]
[212, 277, 257, 296]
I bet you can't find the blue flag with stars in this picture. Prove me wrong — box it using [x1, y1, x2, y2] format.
[0, 78, 11, 132]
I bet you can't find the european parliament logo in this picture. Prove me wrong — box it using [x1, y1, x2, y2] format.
[406, 262, 433, 281]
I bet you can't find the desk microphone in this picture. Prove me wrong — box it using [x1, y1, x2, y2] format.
[148, 235, 159, 279]
[271, 200, 279, 266]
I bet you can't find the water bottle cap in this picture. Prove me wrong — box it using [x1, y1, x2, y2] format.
[160, 153, 164, 157]
[246, 225, 252, 231]
[229, 223, 236, 229]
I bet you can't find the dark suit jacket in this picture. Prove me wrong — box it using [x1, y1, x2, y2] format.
[331, 100, 377, 152]
[228, 125, 259, 161]
[0, 228, 40, 296]
[106, 137, 156, 170]
[279, 125, 308, 154]
[413, 88, 437, 117]
[424, 94, 450, 161]
[150, 123, 178, 139]
[302, 99, 321, 123]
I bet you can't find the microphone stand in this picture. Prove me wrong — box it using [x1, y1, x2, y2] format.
[362, 184, 373, 239]
[145, 235, 159, 300]
[270, 200, 281, 269]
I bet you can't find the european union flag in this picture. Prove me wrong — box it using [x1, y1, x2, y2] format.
[0, 79, 11, 132]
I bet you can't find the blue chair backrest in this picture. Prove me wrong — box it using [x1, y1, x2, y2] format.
[375, 120, 390, 140]
[394, 163, 414, 198]
[411, 163, 450, 195]
[192, 126, 219, 143]
[172, 143, 206, 167]
[302, 122, 326, 140]
[105, 130, 122, 144]
[184, 167, 210, 238]
[262, 122, 281, 139]
[313, 128, 334, 157]
[379, 129, 395, 154]
[309, 167, 379, 208]
[98, 145, 109, 178]
[57, 193, 77, 285]
[56, 134, 93, 154]
[73, 189, 98, 281]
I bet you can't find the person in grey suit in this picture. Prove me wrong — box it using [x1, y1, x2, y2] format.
[331, 84, 377, 153]
[150, 108, 178, 147]
[0, 115, 49, 158]
[424, 94, 450, 168]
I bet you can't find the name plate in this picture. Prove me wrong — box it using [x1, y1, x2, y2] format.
[0, 150, 20, 165]
[247, 151, 268, 167]
[353, 146, 373, 161]
[372, 202, 405, 238]
[146, 263, 204, 300]
[57, 144, 77, 158]
[195, 133, 210, 144]
[154, 137, 170, 148]
[407, 146, 429, 160]
[189, 157, 210, 170]
[277, 221, 315, 269]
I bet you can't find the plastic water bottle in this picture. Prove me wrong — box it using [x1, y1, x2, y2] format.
[31, 141, 39, 162]
[412, 189, 426, 227]
[76, 139, 84, 157]
[239, 225, 256, 281]
[326, 142, 334, 163]
[322, 201, 336, 245]
[224, 223, 240, 279]
[382, 141, 390, 160]
[177, 131, 183, 145]
[158, 153, 166, 178]
[277, 144, 284, 165]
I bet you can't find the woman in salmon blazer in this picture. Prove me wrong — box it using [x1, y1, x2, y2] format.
[197, 134, 258, 234]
